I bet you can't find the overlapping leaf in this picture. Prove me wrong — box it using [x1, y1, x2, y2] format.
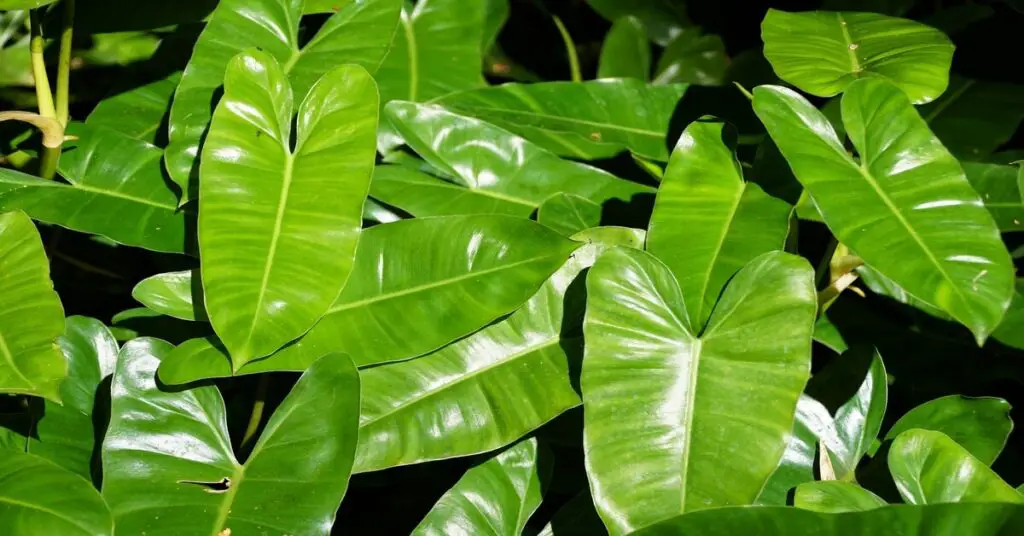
[757, 395, 836, 505]
[828, 351, 887, 480]
[884, 396, 1012, 465]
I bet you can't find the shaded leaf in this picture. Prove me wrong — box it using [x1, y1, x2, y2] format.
[598, 17, 651, 80]
[962, 162, 1024, 233]
[653, 28, 729, 86]
[585, 0, 688, 46]
[920, 76, 1024, 159]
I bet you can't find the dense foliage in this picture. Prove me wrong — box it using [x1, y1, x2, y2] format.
[1, 0, 1024, 534]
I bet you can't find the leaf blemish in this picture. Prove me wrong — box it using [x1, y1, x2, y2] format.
[177, 476, 232, 493]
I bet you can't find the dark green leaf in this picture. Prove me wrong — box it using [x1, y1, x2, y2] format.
[585, 0, 688, 46]
[653, 29, 729, 86]
[795, 481, 887, 513]
[962, 162, 1024, 232]
[598, 17, 651, 80]
[920, 77, 1024, 159]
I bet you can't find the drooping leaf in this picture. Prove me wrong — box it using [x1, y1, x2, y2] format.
[158, 215, 579, 383]
[598, 17, 651, 80]
[86, 72, 181, 146]
[132, 270, 205, 321]
[757, 395, 835, 505]
[753, 80, 1014, 343]
[0, 317, 117, 481]
[386, 101, 653, 209]
[199, 51, 377, 367]
[888, 429, 1024, 504]
[582, 248, 816, 533]
[538, 193, 602, 236]
[828, 350, 887, 480]
[370, 165, 530, 217]
[412, 438, 549, 535]
[885, 396, 1013, 466]
[0, 211, 65, 402]
[962, 162, 1024, 233]
[585, 0, 688, 46]
[0, 123, 191, 254]
[102, 339, 360, 536]
[795, 481, 887, 513]
[919, 76, 1024, 159]
[647, 118, 792, 330]
[761, 10, 954, 104]
[435, 80, 686, 161]
[0, 451, 113, 536]
[653, 28, 729, 86]
[165, 0, 400, 198]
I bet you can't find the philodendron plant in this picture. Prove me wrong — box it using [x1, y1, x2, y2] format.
[2, 0, 1024, 534]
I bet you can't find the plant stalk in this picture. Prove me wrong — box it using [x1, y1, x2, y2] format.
[28, 9, 62, 179]
[552, 15, 582, 83]
[240, 375, 271, 450]
[56, 0, 75, 127]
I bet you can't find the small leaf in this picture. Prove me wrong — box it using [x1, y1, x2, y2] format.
[795, 481, 887, 513]
[962, 162, 1024, 233]
[885, 396, 1012, 466]
[132, 270, 206, 322]
[828, 350, 888, 480]
[920, 76, 1024, 159]
[598, 17, 651, 80]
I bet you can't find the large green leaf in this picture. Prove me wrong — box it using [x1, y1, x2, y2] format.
[753, 79, 1014, 343]
[647, 118, 792, 330]
[0, 451, 113, 536]
[132, 270, 205, 322]
[884, 396, 1012, 466]
[370, 165, 530, 217]
[0, 211, 65, 402]
[0, 317, 117, 481]
[386, 101, 653, 209]
[761, 10, 954, 104]
[828, 351, 887, 480]
[585, 0, 688, 46]
[102, 340, 360, 536]
[165, 0, 399, 197]
[376, 0, 485, 105]
[598, 17, 651, 81]
[795, 481, 887, 513]
[538, 193, 602, 236]
[920, 76, 1024, 159]
[86, 72, 181, 146]
[888, 429, 1024, 504]
[756, 395, 835, 505]
[435, 81, 686, 161]
[354, 232, 620, 472]
[412, 438, 549, 535]
[582, 248, 816, 533]
[158, 215, 579, 383]
[963, 162, 1024, 233]
[0, 123, 190, 254]
[634, 503, 1024, 535]
[199, 51, 377, 367]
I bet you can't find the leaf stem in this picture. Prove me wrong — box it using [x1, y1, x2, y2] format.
[28, 10, 55, 120]
[56, 0, 75, 127]
[552, 15, 582, 82]
[240, 375, 271, 450]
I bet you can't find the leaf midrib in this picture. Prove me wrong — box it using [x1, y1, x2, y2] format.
[448, 104, 664, 138]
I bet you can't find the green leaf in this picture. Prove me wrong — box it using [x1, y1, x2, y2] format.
[86, 72, 180, 146]
[885, 396, 1013, 466]
[482, 0, 509, 52]
[375, 0, 486, 104]
[435, 80, 686, 161]
[0, 123, 191, 254]
[0, 317, 117, 481]
[634, 503, 1024, 535]
[653, 28, 729, 86]
[412, 438, 549, 535]
[598, 17, 651, 80]
[370, 165, 530, 217]
[165, 0, 400, 199]
[386, 101, 653, 209]
[963, 162, 1024, 233]
[0, 0, 57, 8]
[994, 288, 1024, 350]
[158, 215, 579, 383]
[585, 0, 688, 46]
[132, 270, 205, 322]
[199, 51, 377, 367]
[920, 76, 1024, 159]
[757, 395, 835, 505]
[582, 248, 816, 533]
[761, 10, 954, 104]
[795, 481, 887, 513]
[814, 314, 849, 353]
[538, 193, 602, 236]
[828, 350, 887, 480]
[888, 429, 1024, 504]
[647, 118, 792, 330]
[753, 80, 1014, 343]
[0, 451, 113, 536]
[102, 339, 360, 535]
[0, 211, 65, 402]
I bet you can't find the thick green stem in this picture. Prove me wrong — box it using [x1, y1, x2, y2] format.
[56, 0, 75, 127]
[552, 16, 581, 83]
[28, 11, 55, 120]
[240, 375, 271, 450]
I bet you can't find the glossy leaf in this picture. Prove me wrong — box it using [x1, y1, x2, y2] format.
[158, 215, 579, 383]
[199, 52, 377, 366]
[585, 0, 688, 46]
[757, 395, 836, 505]
[753, 80, 1014, 343]
[0, 123, 191, 254]
[0, 211, 65, 402]
[435, 80, 686, 161]
[0, 451, 113, 536]
[370, 164, 530, 217]
[647, 118, 792, 330]
[0, 317, 117, 481]
[888, 429, 1024, 504]
[828, 351, 887, 480]
[761, 10, 954, 104]
[412, 438, 548, 535]
[598, 17, 651, 80]
[920, 76, 1024, 159]
[963, 162, 1024, 233]
[132, 270, 205, 321]
[86, 72, 180, 146]
[537, 193, 602, 236]
[582, 248, 816, 533]
[885, 396, 1012, 466]
[653, 28, 729, 86]
[387, 101, 653, 209]
[102, 339, 360, 536]
[165, 0, 400, 197]
[795, 481, 887, 513]
[375, 0, 485, 104]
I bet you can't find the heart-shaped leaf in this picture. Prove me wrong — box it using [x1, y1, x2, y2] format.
[199, 51, 377, 367]
[884, 395, 1012, 466]
[0, 451, 113, 536]
[795, 481, 887, 513]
